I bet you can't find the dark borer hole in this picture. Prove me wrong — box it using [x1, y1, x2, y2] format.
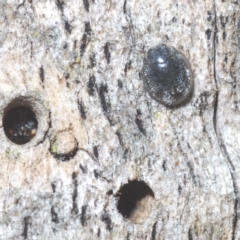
[116, 180, 154, 218]
[3, 106, 38, 145]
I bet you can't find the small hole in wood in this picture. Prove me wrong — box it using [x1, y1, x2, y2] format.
[116, 180, 154, 223]
[3, 106, 38, 145]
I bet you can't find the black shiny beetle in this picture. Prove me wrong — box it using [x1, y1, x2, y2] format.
[3, 106, 38, 145]
[140, 44, 193, 106]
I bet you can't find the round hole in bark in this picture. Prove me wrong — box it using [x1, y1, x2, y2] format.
[3, 105, 38, 145]
[1, 94, 49, 147]
[49, 130, 78, 161]
[116, 180, 155, 223]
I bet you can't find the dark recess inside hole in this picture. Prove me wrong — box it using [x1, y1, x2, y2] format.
[116, 180, 154, 218]
[3, 106, 38, 145]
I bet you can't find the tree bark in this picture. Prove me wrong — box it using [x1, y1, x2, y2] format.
[0, 0, 239, 239]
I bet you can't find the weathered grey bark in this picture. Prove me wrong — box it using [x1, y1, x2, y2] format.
[0, 0, 239, 239]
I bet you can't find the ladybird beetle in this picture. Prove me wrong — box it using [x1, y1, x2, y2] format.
[140, 44, 193, 106]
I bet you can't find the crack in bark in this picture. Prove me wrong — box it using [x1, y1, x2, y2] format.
[212, 3, 238, 239]
[151, 222, 157, 240]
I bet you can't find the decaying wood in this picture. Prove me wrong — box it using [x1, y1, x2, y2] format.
[0, 0, 239, 239]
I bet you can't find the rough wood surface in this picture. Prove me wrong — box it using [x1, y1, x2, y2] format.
[0, 0, 239, 239]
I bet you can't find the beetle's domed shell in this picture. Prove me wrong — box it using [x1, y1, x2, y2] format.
[140, 44, 193, 106]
